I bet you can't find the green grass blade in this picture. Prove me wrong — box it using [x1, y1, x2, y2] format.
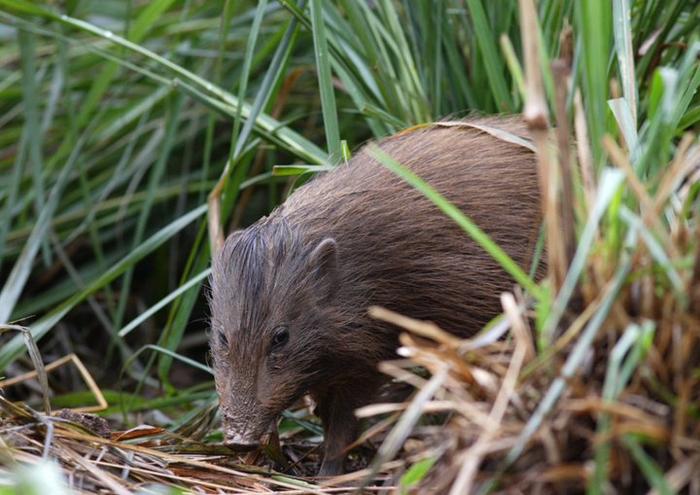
[613, 0, 638, 126]
[230, 0, 268, 159]
[608, 97, 639, 160]
[464, 0, 513, 111]
[1, 5, 327, 164]
[113, 94, 184, 330]
[575, 0, 611, 165]
[0, 204, 208, 370]
[621, 436, 674, 495]
[157, 244, 210, 386]
[17, 28, 45, 239]
[234, 0, 308, 159]
[118, 269, 212, 338]
[0, 131, 27, 273]
[542, 168, 626, 342]
[500, 34, 527, 103]
[127, 344, 212, 376]
[310, 0, 341, 161]
[0, 137, 85, 324]
[590, 321, 655, 494]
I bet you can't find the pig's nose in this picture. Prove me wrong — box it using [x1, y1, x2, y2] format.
[224, 433, 260, 451]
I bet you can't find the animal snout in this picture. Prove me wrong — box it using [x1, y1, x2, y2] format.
[222, 413, 263, 451]
[223, 433, 260, 451]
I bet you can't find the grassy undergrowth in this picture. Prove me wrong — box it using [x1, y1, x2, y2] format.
[0, 0, 699, 493]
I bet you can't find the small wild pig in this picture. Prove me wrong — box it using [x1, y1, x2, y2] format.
[209, 117, 541, 475]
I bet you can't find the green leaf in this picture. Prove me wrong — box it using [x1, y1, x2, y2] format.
[622, 435, 674, 495]
[272, 164, 334, 176]
[400, 456, 438, 492]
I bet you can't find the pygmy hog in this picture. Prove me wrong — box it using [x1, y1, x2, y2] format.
[209, 117, 541, 475]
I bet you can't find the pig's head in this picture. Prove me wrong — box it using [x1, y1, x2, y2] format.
[209, 218, 340, 449]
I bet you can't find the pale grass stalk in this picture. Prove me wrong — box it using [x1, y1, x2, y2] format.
[207, 164, 228, 255]
[0, 324, 51, 415]
[368, 306, 463, 347]
[360, 366, 448, 488]
[519, 0, 568, 290]
[448, 294, 528, 495]
[355, 400, 462, 418]
[518, 0, 548, 129]
[653, 134, 697, 213]
[648, 454, 700, 495]
[522, 288, 603, 380]
[501, 292, 535, 362]
[60, 447, 132, 495]
[574, 89, 596, 211]
[552, 28, 577, 271]
[0, 353, 107, 413]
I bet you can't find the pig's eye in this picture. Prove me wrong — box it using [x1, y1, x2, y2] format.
[270, 325, 289, 352]
[217, 330, 228, 347]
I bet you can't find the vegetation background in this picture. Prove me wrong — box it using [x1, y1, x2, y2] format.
[0, 0, 699, 493]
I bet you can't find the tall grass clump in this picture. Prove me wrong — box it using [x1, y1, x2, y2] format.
[0, 0, 698, 493]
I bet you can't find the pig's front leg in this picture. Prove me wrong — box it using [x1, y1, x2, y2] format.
[314, 386, 367, 476]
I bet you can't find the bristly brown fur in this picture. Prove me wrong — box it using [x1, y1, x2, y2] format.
[209, 116, 542, 475]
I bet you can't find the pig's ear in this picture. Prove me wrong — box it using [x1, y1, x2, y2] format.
[308, 238, 339, 303]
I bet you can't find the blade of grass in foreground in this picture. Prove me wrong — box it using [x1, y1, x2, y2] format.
[479, 226, 639, 495]
[224, 0, 307, 169]
[124, 345, 212, 378]
[367, 144, 543, 301]
[541, 168, 626, 343]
